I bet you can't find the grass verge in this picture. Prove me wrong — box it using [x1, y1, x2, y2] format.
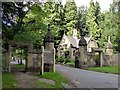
[87, 66, 120, 74]
[15, 64, 25, 69]
[2, 72, 17, 88]
[35, 72, 69, 88]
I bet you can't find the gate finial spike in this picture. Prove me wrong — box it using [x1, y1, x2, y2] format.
[48, 24, 50, 31]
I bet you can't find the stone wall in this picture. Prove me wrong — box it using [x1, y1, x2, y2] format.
[28, 50, 42, 71]
[102, 54, 120, 66]
[2, 52, 9, 71]
[112, 54, 119, 66]
[86, 52, 96, 67]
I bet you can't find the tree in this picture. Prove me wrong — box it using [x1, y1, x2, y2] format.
[2, 2, 34, 41]
[2, 2, 35, 50]
[94, 1, 104, 47]
[86, 0, 103, 47]
[64, 0, 77, 35]
[14, 3, 47, 47]
[2, 2, 47, 48]
[116, 1, 120, 52]
[99, 0, 119, 52]
[77, 6, 88, 37]
[44, 1, 68, 48]
[86, 0, 98, 39]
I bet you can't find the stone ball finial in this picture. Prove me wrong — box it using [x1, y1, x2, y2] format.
[44, 24, 54, 42]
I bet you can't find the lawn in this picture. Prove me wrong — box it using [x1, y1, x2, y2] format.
[2, 72, 17, 88]
[36, 72, 69, 88]
[15, 64, 25, 69]
[87, 66, 120, 74]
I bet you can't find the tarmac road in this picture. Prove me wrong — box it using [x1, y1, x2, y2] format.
[56, 64, 119, 89]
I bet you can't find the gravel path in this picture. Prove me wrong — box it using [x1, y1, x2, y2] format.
[11, 65, 38, 88]
[15, 72, 37, 88]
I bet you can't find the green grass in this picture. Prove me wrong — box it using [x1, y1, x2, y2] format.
[35, 79, 56, 88]
[36, 72, 69, 88]
[2, 72, 17, 88]
[15, 64, 25, 69]
[87, 66, 120, 74]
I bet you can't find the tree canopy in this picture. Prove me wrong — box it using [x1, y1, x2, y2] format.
[2, 0, 120, 53]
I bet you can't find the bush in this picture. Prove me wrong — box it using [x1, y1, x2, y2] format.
[56, 56, 65, 63]
[65, 56, 71, 63]
[66, 62, 75, 67]
[56, 56, 73, 64]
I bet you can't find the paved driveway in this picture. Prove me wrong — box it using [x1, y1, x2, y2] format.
[56, 65, 119, 89]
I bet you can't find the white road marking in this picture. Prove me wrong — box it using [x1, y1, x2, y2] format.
[73, 80, 80, 84]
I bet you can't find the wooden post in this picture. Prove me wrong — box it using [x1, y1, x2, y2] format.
[100, 52, 103, 67]
[40, 46, 44, 75]
[53, 48, 55, 72]
[8, 45, 11, 72]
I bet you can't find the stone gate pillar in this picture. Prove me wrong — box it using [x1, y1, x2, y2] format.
[44, 24, 55, 72]
[44, 24, 54, 49]
[57, 46, 61, 58]
[79, 36, 87, 68]
[70, 44, 74, 61]
[105, 36, 113, 66]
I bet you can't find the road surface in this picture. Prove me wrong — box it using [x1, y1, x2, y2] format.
[56, 64, 119, 89]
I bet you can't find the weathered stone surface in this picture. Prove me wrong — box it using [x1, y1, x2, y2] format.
[44, 49, 53, 64]
[39, 78, 55, 85]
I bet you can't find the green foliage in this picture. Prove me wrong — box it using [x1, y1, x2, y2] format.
[77, 6, 88, 36]
[56, 56, 65, 63]
[99, 1, 119, 52]
[35, 80, 55, 88]
[2, 72, 17, 88]
[86, 0, 101, 41]
[14, 3, 47, 46]
[66, 61, 75, 67]
[65, 56, 72, 63]
[44, 2, 64, 48]
[87, 66, 119, 74]
[2, 2, 33, 41]
[64, 0, 77, 35]
[56, 55, 73, 64]
[36, 72, 69, 88]
[2, 1, 120, 53]
[15, 64, 25, 69]
[116, 1, 120, 52]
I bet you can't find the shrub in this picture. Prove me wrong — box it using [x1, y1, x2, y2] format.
[56, 56, 65, 63]
[65, 56, 71, 63]
[66, 62, 75, 67]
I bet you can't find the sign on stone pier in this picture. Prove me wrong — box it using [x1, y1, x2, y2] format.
[44, 49, 54, 64]
[43, 48, 55, 72]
